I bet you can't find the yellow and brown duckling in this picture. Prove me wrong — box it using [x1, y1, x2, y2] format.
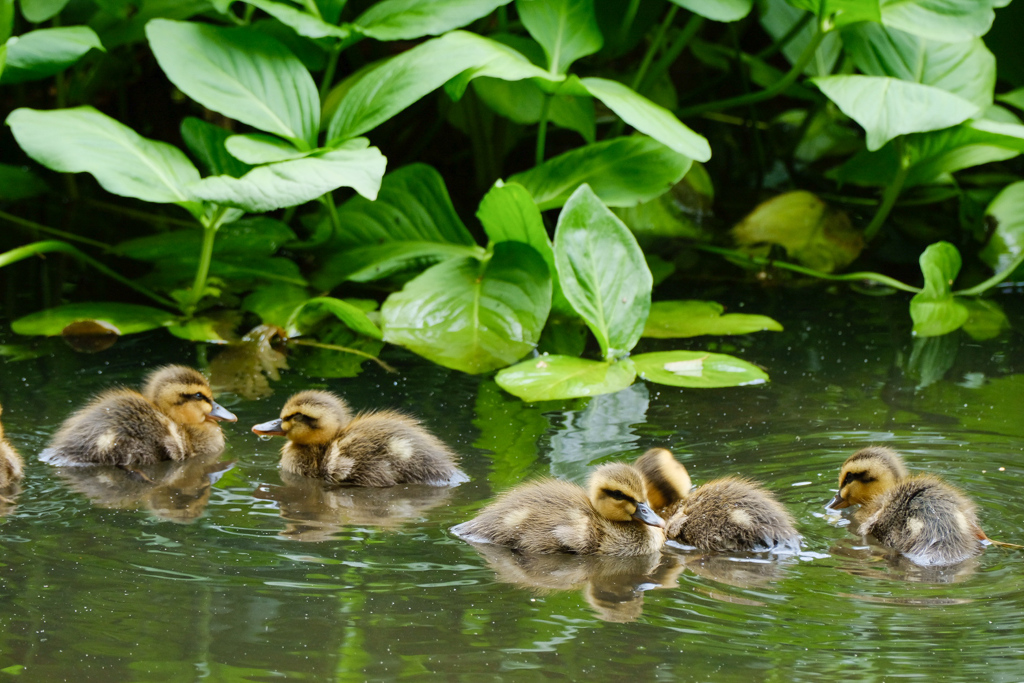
[451, 463, 666, 557]
[635, 448, 801, 553]
[827, 446, 987, 566]
[41, 365, 237, 467]
[252, 390, 466, 487]
[0, 404, 25, 502]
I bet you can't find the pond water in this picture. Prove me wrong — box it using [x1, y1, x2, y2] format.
[2, 288, 1024, 681]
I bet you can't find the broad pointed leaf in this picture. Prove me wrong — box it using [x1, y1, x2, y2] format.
[910, 241, 969, 336]
[516, 0, 602, 75]
[225, 134, 309, 164]
[880, 0, 1001, 42]
[495, 355, 636, 402]
[1, 26, 104, 84]
[633, 350, 769, 388]
[355, 0, 511, 40]
[287, 297, 383, 339]
[241, 0, 351, 39]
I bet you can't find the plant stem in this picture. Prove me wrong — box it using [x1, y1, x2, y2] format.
[535, 94, 553, 167]
[288, 338, 397, 373]
[319, 43, 343, 102]
[642, 14, 704, 95]
[185, 208, 229, 316]
[955, 248, 1024, 296]
[677, 26, 827, 118]
[631, 5, 678, 93]
[692, 243, 922, 293]
[620, 0, 642, 46]
[863, 138, 909, 242]
[0, 240, 176, 306]
[320, 193, 342, 243]
[0, 210, 110, 249]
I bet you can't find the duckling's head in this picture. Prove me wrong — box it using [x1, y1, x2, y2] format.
[143, 366, 237, 427]
[827, 446, 909, 509]
[251, 390, 352, 445]
[587, 463, 665, 528]
[634, 448, 692, 510]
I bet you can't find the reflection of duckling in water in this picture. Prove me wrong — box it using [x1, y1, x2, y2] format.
[252, 391, 466, 487]
[451, 463, 666, 556]
[253, 471, 455, 541]
[636, 448, 801, 553]
[464, 541, 683, 622]
[827, 446, 990, 567]
[0, 404, 25, 506]
[53, 452, 234, 523]
[41, 366, 237, 467]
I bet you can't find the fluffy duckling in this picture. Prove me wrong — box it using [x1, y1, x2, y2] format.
[827, 446, 986, 566]
[635, 448, 800, 553]
[451, 463, 666, 557]
[252, 390, 466, 487]
[0, 404, 25, 502]
[41, 365, 237, 467]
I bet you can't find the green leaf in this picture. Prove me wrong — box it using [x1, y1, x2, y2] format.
[180, 117, 253, 178]
[960, 299, 1009, 341]
[225, 134, 308, 164]
[315, 242, 485, 287]
[326, 30, 551, 142]
[612, 164, 713, 241]
[643, 301, 783, 338]
[473, 77, 596, 142]
[287, 297, 383, 339]
[580, 77, 711, 161]
[354, 0, 511, 40]
[241, 0, 351, 39]
[633, 350, 769, 388]
[11, 302, 176, 336]
[291, 323, 385, 379]
[381, 241, 552, 374]
[20, 0, 70, 22]
[669, 0, 752, 23]
[811, 75, 981, 151]
[187, 141, 387, 211]
[998, 88, 1024, 112]
[509, 136, 692, 210]
[0, 163, 48, 201]
[516, 0, 602, 75]
[909, 241, 969, 337]
[554, 184, 651, 359]
[842, 24, 995, 109]
[760, 0, 842, 77]
[6, 106, 200, 204]
[242, 284, 310, 327]
[167, 316, 237, 343]
[1, 26, 104, 84]
[495, 355, 636, 402]
[115, 217, 295, 261]
[980, 181, 1024, 273]
[880, 0, 1001, 42]
[146, 19, 319, 148]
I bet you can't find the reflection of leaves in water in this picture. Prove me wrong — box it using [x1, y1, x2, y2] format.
[906, 334, 959, 390]
[289, 321, 385, 379]
[548, 383, 649, 483]
[472, 381, 550, 490]
[209, 325, 289, 399]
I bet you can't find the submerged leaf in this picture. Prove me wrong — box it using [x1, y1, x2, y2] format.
[632, 350, 768, 388]
[61, 319, 119, 353]
[12, 302, 176, 337]
[209, 324, 289, 400]
[495, 355, 636, 402]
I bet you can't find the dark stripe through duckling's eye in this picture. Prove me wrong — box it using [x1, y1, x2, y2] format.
[178, 392, 211, 405]
[601, 488, 636, 504]
[285, 413, 317, 425]
[841, 470, 876, 488]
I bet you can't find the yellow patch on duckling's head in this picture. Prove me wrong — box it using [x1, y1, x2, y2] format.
[588, 463, 665, 528]
[634, 448, 692, 510]
[269, 390, 352, 446]
[143, 365, 236, 427]
[828, 446, 909, 509]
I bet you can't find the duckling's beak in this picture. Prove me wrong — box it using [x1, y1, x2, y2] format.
[207, 401, 237, 423]
[252, 418, 285, 436]
[632, 501, 666, 528]
[826, 493, 849, 510]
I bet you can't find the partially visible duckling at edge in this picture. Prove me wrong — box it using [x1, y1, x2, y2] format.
[41, 365, 237, 467]
[827, 446, 987, 566]
[635, 448, 801, 553]
[252, 390, 466, 487]
[0, 403, 25, 502]
[451, 463, 666, 557]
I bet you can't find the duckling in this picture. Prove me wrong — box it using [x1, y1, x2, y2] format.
[635, 448, 800, 553]
[252, 390, 466, 487]
[0, 404, 25, 502]
[41, 365, 237, 467]
[827, 446, 986, 566]
[451, 462, 666, 557]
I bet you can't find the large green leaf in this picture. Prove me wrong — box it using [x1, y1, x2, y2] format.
[115, 217, 295, 261]
[326, 30, 551, 142]
[315, 242, 485, 288]
[495, 355, 636, 402]
[643, 301, 783, 338]
[187, 141, 386, 211]
[980, 181, 1024, 273]
[242, 284, 310, 328]
[811, 75, 981, 150]
[554, 184, 651, 359]
[180, 117, 253, 178]
[880, 0, 1001, 42]
[842, 24, 995, 109]
[509, 136, 692, 210]
[909, 241, 969, 337]
[632, 350, 769, 388]
[12, 302, 176, 336]
[516, 0, 602, 75]
[146, 19, 319, 148]
[354, 0, 510, 40]
[1, 26, 104, 84]
[382, 242, 552, 374]
[6, 106, 200, 205]
[580, 77, 711, 161]
[286, 297, 383, 339]
[240, 0, 351, 39]
[669, 0, 752, 22]
[20, 0, 70, 22]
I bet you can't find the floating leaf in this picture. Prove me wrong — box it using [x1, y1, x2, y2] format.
[643, 301, 783, 338]
[909, 241, 969, 337]
[495, 355, 636, 402]
[12, 302, 176, 336]
[1, 26, 104, 84]
[633, 350, 768, 388]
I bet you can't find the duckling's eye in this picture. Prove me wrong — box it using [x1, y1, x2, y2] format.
[193, 392, 206, 401]
[286, 413, 317, 426]
[841, 470, 875, 488]
[601, 488, 634, 503]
